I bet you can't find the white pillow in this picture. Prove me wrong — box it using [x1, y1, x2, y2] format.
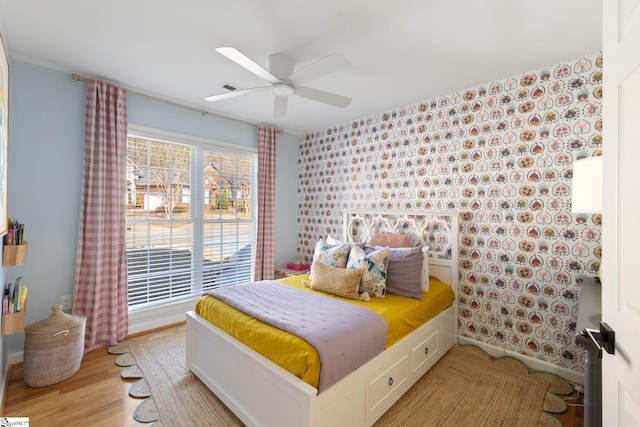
[421, 246, 430, 291]
[325, 234, 346, 246]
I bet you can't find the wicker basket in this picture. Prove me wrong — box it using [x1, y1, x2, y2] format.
[23, 305, 86, 387]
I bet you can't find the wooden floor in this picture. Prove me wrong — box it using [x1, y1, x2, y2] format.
[1, 324, 185, 427]
[560, 392, 585, 427]
[2, 323, 584, 426]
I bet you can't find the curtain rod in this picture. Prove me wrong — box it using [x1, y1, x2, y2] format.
[71, 73, 283, 134]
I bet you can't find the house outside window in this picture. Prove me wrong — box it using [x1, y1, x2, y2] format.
[125, 125, 256, 308]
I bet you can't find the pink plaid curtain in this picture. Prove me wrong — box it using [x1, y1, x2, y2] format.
[254, 125, 277, 280]
[73, 80, 129, 353]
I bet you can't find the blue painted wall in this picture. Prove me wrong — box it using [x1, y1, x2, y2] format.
[2, 60, 299, 357]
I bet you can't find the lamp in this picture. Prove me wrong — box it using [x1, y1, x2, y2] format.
[571, 156, 603, 214]
[572, 155, 607, 427]
[571, 155, 603, 276]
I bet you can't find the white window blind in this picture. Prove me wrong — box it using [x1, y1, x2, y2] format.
[125, 127, 256, 308]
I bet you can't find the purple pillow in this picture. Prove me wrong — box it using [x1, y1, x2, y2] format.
[366, 245, 423, 300]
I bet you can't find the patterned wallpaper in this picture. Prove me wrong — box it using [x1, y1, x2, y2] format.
[296, 52, 602, 373]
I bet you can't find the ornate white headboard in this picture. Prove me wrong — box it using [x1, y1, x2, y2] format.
[342, 211, 459, 294]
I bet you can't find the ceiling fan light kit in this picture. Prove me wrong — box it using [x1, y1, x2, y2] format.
[206, 47, 351, 119]
[272, 83, 294, 97]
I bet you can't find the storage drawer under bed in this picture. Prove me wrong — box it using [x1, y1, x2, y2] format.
[411, 330, 439, 373]
[366, 354, 410, 414]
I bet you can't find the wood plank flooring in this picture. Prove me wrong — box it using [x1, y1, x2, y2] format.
[1, 324, 183, 427]
[2, 323, 584, 426]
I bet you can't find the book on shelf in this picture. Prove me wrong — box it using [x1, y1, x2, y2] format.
[4, 218, 26, 246]
[3, 278, 27, 315]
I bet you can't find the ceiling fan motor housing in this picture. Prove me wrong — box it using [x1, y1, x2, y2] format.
[207, 47, 351, 117]
[269, 53, 294, 79]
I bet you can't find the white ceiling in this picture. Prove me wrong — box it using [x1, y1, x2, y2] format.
[0, 0, 602, 135]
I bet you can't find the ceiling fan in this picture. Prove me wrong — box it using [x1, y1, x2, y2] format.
[205, 47, 352, 119]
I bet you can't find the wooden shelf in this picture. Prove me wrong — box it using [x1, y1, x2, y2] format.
[2, 241, 28, 266]
[2, 304, 26, 336]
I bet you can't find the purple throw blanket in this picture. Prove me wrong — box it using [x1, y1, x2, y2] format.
[205, 280, 388, 392]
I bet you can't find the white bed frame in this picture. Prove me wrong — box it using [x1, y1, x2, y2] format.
[186, 211, 459, 427]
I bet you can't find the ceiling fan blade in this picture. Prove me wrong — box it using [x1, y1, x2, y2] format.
[204, 86, 270, 102]
[288, 53, 348, 85]
[273, 96, 288, 119]
[215, 47, 280, 84]
[293, 86, 352, 109]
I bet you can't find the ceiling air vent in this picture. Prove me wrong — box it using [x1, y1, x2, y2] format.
[220, 82, 240, 92]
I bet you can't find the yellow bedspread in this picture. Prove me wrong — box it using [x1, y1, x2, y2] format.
[194, 274, 454, 389]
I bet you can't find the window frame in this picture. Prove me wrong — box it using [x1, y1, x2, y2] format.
[126, 124, 258, 313]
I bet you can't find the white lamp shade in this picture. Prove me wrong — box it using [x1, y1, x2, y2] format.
[571, 156, 603, 213]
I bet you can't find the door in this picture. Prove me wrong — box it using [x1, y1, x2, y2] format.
[602, 1, 640, 425]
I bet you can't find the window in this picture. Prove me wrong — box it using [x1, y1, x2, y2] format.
[125, 126, 256, 308]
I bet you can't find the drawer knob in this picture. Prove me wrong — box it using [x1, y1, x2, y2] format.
[425, 347, 429, 355]
[388, 377, 394, 386]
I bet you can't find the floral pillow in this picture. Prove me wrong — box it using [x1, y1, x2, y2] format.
[347, 245, 389, 298]
[310, 238, 350, 279]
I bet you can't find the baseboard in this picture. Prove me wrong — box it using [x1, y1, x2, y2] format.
[128, 298, 196, 336]
[3, 314, 186, 366]
[127, 312, 187, 336]
[457, 336, 585, 386]
[5, 350, 23, 365]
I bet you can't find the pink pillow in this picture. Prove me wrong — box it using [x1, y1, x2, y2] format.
[370, 232, 411, 248]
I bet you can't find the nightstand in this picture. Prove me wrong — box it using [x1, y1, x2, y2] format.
[274, 266, 310, 279]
